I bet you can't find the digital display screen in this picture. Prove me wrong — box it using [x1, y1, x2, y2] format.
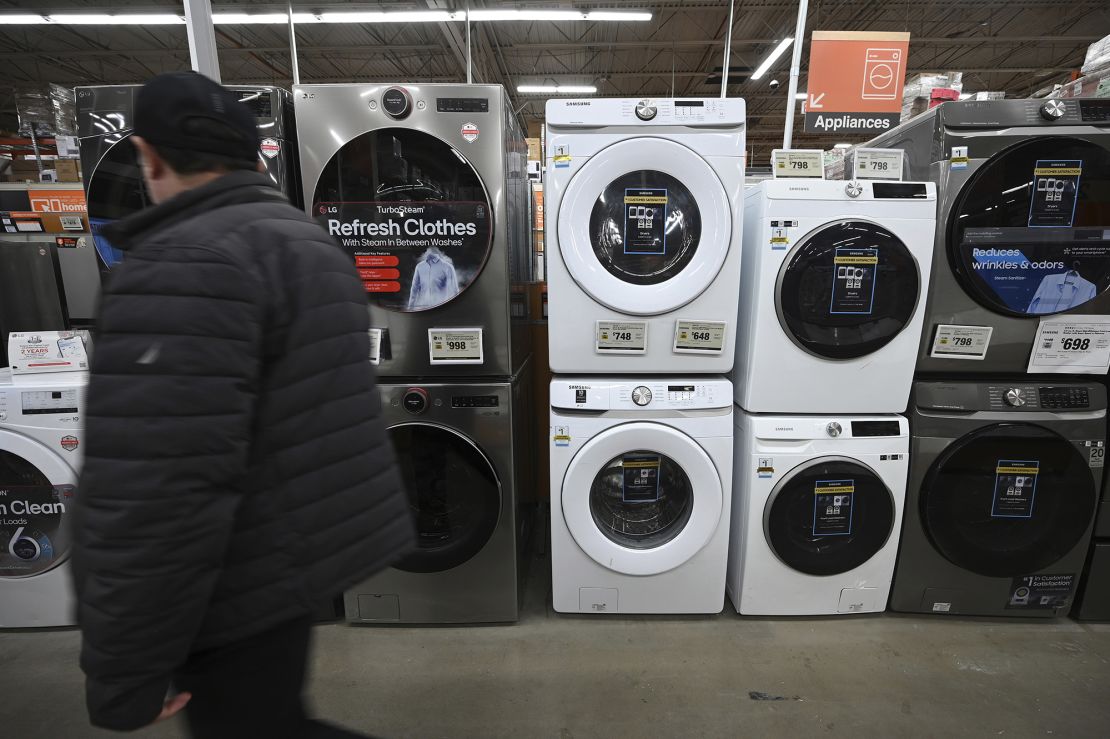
[872, 182, 928, 199]
[437, 98, 490, 113]
[851, 421, 902, 437]
[675, 101, 705, 108]
[668, 385, 695, 392]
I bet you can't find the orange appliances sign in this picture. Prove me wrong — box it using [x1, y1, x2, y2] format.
[27, 189, 88, 214]
[804, 31, 911, 135]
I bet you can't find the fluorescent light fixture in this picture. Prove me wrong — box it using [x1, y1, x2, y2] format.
[834, 143, 853, 148]
[518, 85, 598, 94]
[212, 13, 318, 24]
[0, 15, 47, 24]
[751, 38, 793, 80]
[319, 11, 460, 23]
[49, 14, 184, 24]
[471, 10, 650, 21]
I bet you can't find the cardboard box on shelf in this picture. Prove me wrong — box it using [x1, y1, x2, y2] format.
[53, 159, 79, 182]
[526, 137, 542, 161]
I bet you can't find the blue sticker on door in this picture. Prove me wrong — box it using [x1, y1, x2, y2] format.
[991, 460, 1039, 518]
[813, 480, 854, 536]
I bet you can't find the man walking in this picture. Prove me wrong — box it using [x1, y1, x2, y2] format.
[72, 72, 414, 737]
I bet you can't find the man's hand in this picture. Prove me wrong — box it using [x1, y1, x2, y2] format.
[154, 692, 192, 724]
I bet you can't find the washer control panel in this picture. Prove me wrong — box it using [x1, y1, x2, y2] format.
[1038, 385, 1090, 409]
[550, 379, 731, 411]
[915, 381, 1105, 412]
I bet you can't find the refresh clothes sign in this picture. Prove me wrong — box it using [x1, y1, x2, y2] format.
[804, 31, 911, 134]
[317, 200, 493, 313]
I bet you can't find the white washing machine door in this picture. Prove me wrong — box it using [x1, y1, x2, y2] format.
[561, 422, 722, 575]
[556, 137, 732, 315]
[0, 430, 78, 579]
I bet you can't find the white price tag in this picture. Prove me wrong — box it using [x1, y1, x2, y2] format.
[367, 328, 382, 366]
[55, 135, 78, 157]
[1027, 317, 1110, 374]
[7, 331, 89, 375]
[673, 320, 726, 354]
[772, 149, 825, 179]
[428, 328, 484, 365]
[59, 215, 84, 231]
[930, 325, 993, 360]
[596, 321, 647, 354]
[853, 148, 904, 181]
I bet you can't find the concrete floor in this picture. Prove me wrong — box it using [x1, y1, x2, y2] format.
[2, 547, 1109, 738]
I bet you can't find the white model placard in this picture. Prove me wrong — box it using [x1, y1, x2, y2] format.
[428, 328, 484, 365]
[7, 331, 89, 375]
[853, 148, 904, 181]
[772, 149, 825, 179]
[596, 321, 647, 354]
[673, 320, 726, 354]
[1027, 317, 1110, 374]
[367, 328, 383, 366]
[930, 325, 993, 360]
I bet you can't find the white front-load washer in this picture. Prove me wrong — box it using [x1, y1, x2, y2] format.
[727, 411, 908, 615]
[550, 377, 732, 614]
[734, 179, 937, 413]
[545, 98, 745, 374]
[0, 369, 86, 627]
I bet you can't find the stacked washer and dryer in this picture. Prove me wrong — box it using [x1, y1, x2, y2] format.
[295, 84, 535, 624]
[868, 98, 1110, 619]
[545, 98, 746, 614]
[727, 179, 938, 615]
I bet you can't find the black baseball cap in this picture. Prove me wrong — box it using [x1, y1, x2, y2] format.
[133, 72, 258, 162]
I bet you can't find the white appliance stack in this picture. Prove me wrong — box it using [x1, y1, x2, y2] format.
[726, 179, 938, 615]
[544, 98, 746, 614]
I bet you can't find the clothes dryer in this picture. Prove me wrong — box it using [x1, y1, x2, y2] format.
[344, 362, 534, 624]
[727, 412, 908, 615]
[734, 179, 936, 413]
[0, 369, 86, 627]
[1074, 460, 1110, 620]
[295, 84, 531, 379]
[867, 100, 1110, 374]
[545, 98, 745, 373]
[550, 377, 732, 614]
[893, 380, 1104, 617]
[76, 84, 300, 272]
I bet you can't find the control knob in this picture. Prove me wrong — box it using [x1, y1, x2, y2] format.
[826, 422, 843, 438]
[402, 387, 429, 414]
[1040, 99, 1066, 121]
[382, 87, 412, 119]
[844, 181, 864, 198]
[635, 100, 657, 121]
[1004, 387, 1026, 407]
[631, 386, 653, 406]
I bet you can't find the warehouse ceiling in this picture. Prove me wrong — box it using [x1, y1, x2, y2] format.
[1, 1, 1107, 162]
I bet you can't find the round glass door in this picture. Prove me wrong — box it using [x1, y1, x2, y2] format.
[87, 135, 151, 270]
[920, 423, 1096, 577]
[556, 137, 733, 315]
[777, 221, 920, 359]
[311, 128, 494, 312]
[949, 136, 1110, 317]
[0, 437, 75, 579]
[764, 457, 895, 576]
[389, 424, 501, 573]
[561, 422, 723, 576]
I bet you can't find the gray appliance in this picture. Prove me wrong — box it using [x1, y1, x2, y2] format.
[894, 380, 1105, 617]
[866, 100, 1110, 374]
[344, 361, 535, 624]
[0, 239, 67, 366]
[294, 84, 531, 379]
[76, 84, 301, 273]
[1074, 458, 1110, 621]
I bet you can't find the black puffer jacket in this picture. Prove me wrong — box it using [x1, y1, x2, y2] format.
[73, 171, 414, 731]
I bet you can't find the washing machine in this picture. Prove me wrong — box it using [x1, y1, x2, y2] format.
[866, 99, 1110, 374]
[295, 83, 531, 379]
[727, 412, 908, 615]
[0, 369, 86, 627]
[892, 380, 1105, 617]
[734, 179, 937, 413]
[77, 84, 301, 272]
[549, 377, 732, 614]
[1073, 465, 1110, 620]
[344, 362, 534, 624]
[545, 98, 745, 374]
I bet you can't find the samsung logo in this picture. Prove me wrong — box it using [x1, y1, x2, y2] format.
[787, 187, 809, 192]
[774, 426, 795, 431]
[566, 101, 592, 107]
[568, 385, 592, 390]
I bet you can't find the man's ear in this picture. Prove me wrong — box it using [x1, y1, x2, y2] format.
[131, 136, 167, 181]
